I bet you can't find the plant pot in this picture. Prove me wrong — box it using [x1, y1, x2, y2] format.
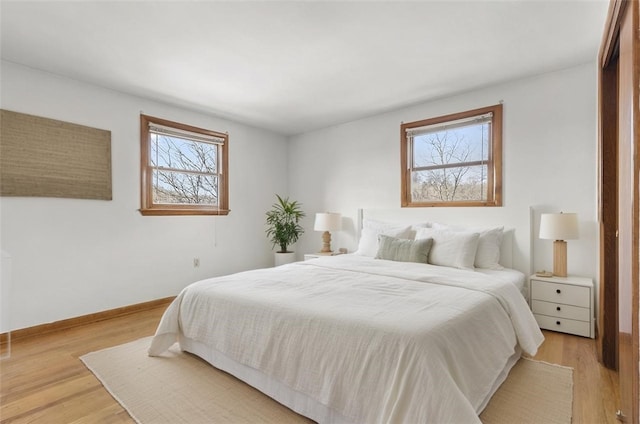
[274, 252, 296, 267]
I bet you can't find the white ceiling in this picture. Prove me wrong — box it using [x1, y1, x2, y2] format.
[1, 1, 609, 136]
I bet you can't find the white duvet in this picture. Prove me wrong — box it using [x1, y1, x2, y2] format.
[149, 255, 543, 424]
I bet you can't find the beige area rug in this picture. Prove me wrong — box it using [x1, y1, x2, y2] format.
[81, 337, 573, 424]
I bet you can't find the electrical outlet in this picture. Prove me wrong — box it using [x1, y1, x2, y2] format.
[193, 258, 200, 268]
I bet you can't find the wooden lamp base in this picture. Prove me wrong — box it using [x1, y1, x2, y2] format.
[320, 231, 333, 253]
[553, 240, 568, 277]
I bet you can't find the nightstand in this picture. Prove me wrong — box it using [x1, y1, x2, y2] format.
[529, 274, 594, 338]
[303, 253, 334, 261]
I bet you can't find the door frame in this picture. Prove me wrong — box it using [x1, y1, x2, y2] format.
[598, 1, 639, 423]
[598, 2, 620, 370]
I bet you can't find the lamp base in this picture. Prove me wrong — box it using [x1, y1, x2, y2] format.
[320, 231, 332, 253]
[553, 240, 568, 277]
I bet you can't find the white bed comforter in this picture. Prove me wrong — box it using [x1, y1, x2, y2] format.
[149, 255, 543, 424]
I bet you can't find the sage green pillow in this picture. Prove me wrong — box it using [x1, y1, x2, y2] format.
[375, 235, 433, 263]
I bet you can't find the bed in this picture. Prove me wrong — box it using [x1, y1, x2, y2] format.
[149, 218, 544, 423]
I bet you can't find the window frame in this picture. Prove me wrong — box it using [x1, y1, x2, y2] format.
[140, 114, 229, 216]
[400, 104, 503, 207]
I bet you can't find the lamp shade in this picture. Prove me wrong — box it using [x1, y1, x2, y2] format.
[539, 213, 579, 240]
[314, 212, 342, 232]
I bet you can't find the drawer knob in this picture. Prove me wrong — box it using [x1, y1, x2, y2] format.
[556, 306, 561, 311]
[556, 289, 561, 294]
[556, 321, 561, 326]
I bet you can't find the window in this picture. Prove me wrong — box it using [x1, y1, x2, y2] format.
[140, 114, 229, 215]
[400, 104, 502, 207]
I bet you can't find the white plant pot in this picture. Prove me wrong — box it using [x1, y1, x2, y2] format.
[274, 252, 296, 267]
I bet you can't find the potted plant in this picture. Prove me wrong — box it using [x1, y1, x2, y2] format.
[265, 194, 305, 266]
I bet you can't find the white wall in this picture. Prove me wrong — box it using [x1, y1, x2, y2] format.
[0, 61, 599, 331]
[289, 63, 598, 296]
[0, 61, 289, 331]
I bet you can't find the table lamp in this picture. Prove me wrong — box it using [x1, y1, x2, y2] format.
[314, 212, 341, 253]
[539, 212, 579, 277]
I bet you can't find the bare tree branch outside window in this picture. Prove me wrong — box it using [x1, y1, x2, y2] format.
[400, 104, 502, 208]
[150, 134, 219, 205]
[140, 114, 229, 216]
[411, 127, 488, 203]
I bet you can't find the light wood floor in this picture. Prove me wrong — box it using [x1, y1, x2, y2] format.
[0, 304, 620, 423]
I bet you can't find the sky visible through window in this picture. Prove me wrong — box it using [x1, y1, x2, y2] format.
[413, 123, 489, 168]
[411, 122, 490, 202]
[150, 134, 219, 205]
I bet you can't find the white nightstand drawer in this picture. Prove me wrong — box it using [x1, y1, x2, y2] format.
[530, 280, 590, 307]
[534, 314, 591, 337]
[531, 300, 590, 322]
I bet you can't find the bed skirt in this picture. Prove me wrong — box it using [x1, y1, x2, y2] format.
[178, 335, 521, 424]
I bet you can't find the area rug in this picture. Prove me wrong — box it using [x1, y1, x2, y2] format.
[81, 337, 573, 424]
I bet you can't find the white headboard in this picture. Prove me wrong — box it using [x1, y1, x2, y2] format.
[357, 208, 531, 275]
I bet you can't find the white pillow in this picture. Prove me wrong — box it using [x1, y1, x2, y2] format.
[355, 224, 412, 257]
[432, 223, 504, 269]
[408, 222, 431, 239]
[363, 219, 421, 231]
[415, 227, 480, 269]
[363, 219, 430, 239]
